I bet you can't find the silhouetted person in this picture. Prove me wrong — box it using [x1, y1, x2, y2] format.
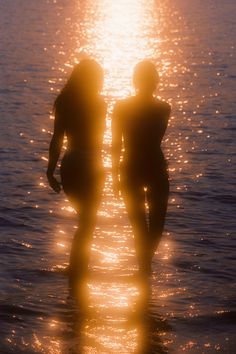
[112, 60, 171, 279]
[47, 59, 106, 298]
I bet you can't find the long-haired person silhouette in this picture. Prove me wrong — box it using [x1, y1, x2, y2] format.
[112, 60, 171, 280]
[47, 59, 106, 297]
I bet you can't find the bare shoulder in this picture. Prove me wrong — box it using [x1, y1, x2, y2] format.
[154, 98, 171, 115]
[113, 96, 135, 114]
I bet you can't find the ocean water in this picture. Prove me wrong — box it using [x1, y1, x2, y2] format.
[0, 0, 236, 353]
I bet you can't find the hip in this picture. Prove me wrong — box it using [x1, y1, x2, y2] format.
[121, 159, 169, 182]
[60, 152, 104, 181]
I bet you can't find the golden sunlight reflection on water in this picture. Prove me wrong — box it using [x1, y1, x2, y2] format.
[47, 0, 185, 353]
[2, 0, 235, 351]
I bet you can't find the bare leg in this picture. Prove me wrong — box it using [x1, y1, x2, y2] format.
[69, 191, 100, 281]
[60, 155, 104, 301]
[122, 183, 151, 276]
[147, 175, 169, 259]
[69, 201, 97, 281]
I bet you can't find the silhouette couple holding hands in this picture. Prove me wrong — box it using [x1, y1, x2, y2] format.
[47, 59, 171, 305]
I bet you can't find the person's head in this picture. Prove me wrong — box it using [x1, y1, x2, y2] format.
[54, 59, 103, 110]
[133, 60, 159, 96]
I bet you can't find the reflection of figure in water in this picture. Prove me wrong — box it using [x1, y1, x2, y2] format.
[47, 59, 106, 298]
[112, 60, 171, 281]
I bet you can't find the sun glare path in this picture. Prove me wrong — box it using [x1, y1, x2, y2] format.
[47, 0, 179, 352]
[73, 1, 160, 353]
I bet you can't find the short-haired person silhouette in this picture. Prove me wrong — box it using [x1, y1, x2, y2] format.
[112, 60, 171, 279]
[47, 59, 106, 296]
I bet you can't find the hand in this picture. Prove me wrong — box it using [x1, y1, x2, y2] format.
[47, 173, 61, 193]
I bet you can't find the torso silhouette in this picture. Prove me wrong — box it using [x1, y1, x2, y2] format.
[58, 95, 106, 197]
[115, 96, 170, 180]
[58, 95, 105, 170]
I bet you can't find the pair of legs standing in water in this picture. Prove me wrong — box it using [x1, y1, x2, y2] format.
[121, 170, 169, 277]
[60, 153, 104, 288]
[47, 59, 170, 298]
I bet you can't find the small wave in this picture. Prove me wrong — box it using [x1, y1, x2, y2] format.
[0, 304, 46, 317]
[174, 310, 236, 328]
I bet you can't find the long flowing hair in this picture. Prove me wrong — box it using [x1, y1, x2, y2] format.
[54, 59, 103, 113]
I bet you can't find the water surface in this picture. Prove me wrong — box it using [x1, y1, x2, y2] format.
[0, 0, 236, 353]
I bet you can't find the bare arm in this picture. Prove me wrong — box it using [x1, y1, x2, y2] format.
[159, 102, 171, 145]
[46, 108, 65, 193]
[112, 103, 123, 197]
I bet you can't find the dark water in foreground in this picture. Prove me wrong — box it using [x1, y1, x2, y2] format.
[0, 0, 236, 353]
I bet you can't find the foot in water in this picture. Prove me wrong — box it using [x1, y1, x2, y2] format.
[68, 269, 90, 313]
